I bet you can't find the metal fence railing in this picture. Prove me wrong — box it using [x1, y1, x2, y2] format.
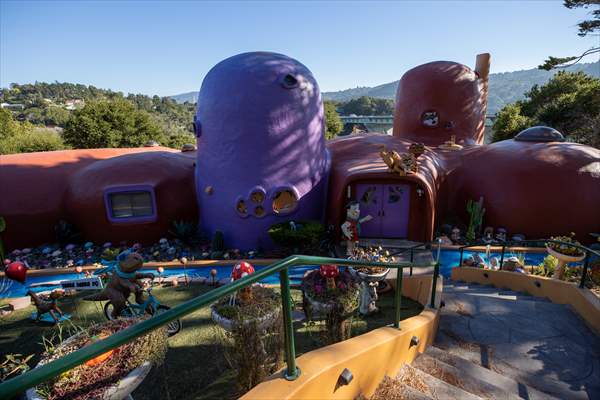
[0, 254, 441, 398]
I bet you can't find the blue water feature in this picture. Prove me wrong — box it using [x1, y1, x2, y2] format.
[0, 249, 551, 299]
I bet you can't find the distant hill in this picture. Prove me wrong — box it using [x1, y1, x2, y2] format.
[171, 62, 599, 114]
[170, 91, 198, 104]
[321, 61, 600, 114]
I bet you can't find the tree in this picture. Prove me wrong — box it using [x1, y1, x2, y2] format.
[0, 108, 67, 154]
[338, 96, 394, 116]
[492, 71, 600, 147]
[539, 1, 599, 70]
[63, 100, 165, 148]
[324, 101, 343, 140]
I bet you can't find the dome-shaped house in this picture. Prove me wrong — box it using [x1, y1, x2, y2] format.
[194, 52, 331, 250]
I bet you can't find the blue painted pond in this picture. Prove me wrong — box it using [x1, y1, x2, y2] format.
[0, 249, 551, 299]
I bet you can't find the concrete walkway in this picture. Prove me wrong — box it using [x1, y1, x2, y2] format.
[436, 280, 600, 399]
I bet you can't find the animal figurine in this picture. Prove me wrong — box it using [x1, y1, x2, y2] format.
[451, 227, 461, 243]
[84, 250, 154, 318]
[28, 289, 65, 323]
[379, 146, 417, 175]
[359, 281, 379, 315]
[341, 202, 373, 256]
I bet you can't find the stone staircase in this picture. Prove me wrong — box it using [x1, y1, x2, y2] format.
[370, 280, 600, 400]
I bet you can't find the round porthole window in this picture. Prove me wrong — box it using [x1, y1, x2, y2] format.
[281, 74, 299, 89]
[254, 205, 266, 218]
[250, 190, 265, 204]
[421, 110, 439, 127]
[272, 189, 298, 215]
[236, 199, 248, 217]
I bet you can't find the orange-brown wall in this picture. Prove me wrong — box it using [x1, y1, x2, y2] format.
[0, 148, 198, 250]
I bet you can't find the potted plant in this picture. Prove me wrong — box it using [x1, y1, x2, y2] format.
[546, 234, 586, 280]
[211, 262, 281, 332]
[26, 318, 167, 400]
[301, 265, 360, 343]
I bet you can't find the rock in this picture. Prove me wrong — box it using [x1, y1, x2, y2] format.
[51, 250, 62, 257]
[103, 242, 112, 248]
[42, 247, 52, 254]
[9, 296, 31, 311]
[210, 251, 223, 259]
[84, 242, 94, 249]
[217, 277, 231, 286]
[65, 244, 76, 251]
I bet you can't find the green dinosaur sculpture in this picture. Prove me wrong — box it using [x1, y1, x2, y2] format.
[466, 197, 486, 242]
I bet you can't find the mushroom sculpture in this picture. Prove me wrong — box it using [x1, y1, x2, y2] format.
[5, 261, 28, 284]
[231, 262, 255, 304]
[320, 264, 339, 290]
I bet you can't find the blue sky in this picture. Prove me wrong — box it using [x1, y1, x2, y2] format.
[1, 1, 598, 96]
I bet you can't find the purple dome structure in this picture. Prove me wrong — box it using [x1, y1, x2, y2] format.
[194, 52, 331, 250]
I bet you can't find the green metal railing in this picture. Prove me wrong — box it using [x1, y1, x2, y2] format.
[0, 254, 441, 398]
[458, 239, 600, 288]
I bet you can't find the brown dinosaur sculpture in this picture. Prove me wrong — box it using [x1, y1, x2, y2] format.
[84, 251, 154, 318]
[27, 290, 64, 323]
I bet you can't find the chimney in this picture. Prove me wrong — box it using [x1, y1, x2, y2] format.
[475, 53, 491, 81]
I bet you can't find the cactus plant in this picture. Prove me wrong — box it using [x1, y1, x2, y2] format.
[466, 197, 485, 241]
[210, 230, 225, 259]
[0, 217, 5, 263]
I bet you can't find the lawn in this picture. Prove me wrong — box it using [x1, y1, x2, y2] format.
[0, 284, 423, 400]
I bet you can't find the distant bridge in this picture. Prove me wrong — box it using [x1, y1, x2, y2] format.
[338, 114, 497, 136]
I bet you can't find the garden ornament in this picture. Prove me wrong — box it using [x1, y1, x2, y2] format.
[451, 227, 461, 243]
[359, 281, 379, 315]
[84, 250, 154, 318]
[230, 262, 255, 304]
[496, 227, 507, 242]
[28, 289, 66, 323]
[210, 268, 218, 286]
[319, 264, 339, 290]
[5, 261, 28, 283]
[341, 201, 373, 256]
[483, 226, 494, 243]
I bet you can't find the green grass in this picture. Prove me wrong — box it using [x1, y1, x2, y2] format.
[0, 284, 423, 400]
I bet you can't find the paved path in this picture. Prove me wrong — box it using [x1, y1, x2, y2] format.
[436, 281, 600, 399]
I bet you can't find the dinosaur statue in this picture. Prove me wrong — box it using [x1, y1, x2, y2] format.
[27, 290, 65, 323]
[84, 250, 154, 318]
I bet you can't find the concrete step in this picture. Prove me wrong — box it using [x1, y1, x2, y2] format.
[397, 364, 484, 400]
[424, 346, 560, 400]
[413, 352, 521, 400]
[444, 290, 551, 302]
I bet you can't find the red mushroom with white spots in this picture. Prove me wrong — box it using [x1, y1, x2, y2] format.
[320, 264, 339, 290]
[231, 262, 255, 303]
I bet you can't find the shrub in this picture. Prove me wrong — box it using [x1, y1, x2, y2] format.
[268, 220, 325, 253]
[169, 220, 198, 244]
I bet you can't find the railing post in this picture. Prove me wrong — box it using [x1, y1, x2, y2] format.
[459, 248, 464, 267]
[580, 254, 590, 289]
[279, 269, 300, 380]
[394, 267, 403, 329]
[430, 239, 442, 308]
[499, 245, 506, 270]
[409, 249, 414, 276]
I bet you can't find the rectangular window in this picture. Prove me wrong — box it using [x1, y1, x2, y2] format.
[109, 191, 153, 218]
[104, 185, 157, 223]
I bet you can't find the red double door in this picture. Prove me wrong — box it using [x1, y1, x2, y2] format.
[355, 183, 411, 238]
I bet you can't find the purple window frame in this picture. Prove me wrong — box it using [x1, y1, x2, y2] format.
[104, 185, 157, 224]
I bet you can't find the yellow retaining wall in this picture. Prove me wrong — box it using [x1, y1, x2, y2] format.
[452, 267, 600, 335]
[242, 274, 443, 400]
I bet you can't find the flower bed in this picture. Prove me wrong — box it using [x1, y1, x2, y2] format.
[28, 318, 167, 400]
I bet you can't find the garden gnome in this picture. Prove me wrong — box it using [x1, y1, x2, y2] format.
[359, 281, 379, 315]
[341, 201, 373, 256]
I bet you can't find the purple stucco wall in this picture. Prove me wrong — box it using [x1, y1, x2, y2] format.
[195, 52, 330, 250]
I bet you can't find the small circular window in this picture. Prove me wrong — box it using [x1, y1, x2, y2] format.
[250, 190, 265, 204]
[272, 190, 298, 214]
[254, 205, 266, 218]
[236, 199, 248, 217]
[281, 74, 299, 89]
